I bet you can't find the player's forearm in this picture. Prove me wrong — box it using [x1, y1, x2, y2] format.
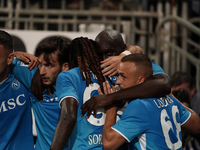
[51, 98, 78, 150]
[50, 116, 76, 150]
[103, 107, 117, 150]
[108, 74, 170, 102]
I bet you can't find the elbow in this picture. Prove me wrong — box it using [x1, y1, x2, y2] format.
[159, 75, 171, 95]
[162, 77, 171, 95]
[153, 73, 171, 95]
[103, 141, 113, 150]
[165, 84, 171, 95]
[103, 138, 116, 150]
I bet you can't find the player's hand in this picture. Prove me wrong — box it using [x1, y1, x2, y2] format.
[81, 81, 116, 119]
[98, 81, 116, 95]
[126, 45, 143, 54]
[101, 55, 124, 77]
[100, 45, 142, 77]
[14, 51, 38, 70]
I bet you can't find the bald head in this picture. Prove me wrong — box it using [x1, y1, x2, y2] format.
[95, 29, 126, 60]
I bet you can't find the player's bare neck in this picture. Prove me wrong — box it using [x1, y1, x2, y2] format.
[47, 87, 53, 97]
[0, 68, 10, 83]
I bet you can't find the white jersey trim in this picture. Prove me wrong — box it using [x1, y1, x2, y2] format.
[111, 127, 130, 142]
[138, 134, 147, 150]
[59, 96, 79, 108]
[181, 111, 191, 125]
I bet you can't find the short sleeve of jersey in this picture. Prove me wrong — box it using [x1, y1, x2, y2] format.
[152, 62, 164, 75]
[10, 58, 37, 89]
[112, 100, 149, 142]
[169, 95, 191, 125]
[56, 71, 79, 106]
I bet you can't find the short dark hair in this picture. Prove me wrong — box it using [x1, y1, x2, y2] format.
[170, 71, 195, 90]
[121, 53, 153, 80]
[0, 30, 13, 53]
[35, 36, 70, 66]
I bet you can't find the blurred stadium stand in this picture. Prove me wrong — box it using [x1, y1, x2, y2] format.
[1, 0, 200, 145]
[0, 0, 200, 91]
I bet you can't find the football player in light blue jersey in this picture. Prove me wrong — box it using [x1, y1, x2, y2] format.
[52, 37, 110, 150]
[0, 30, 34, 150]
[53, 34, 169, 150]
[10, 37, 70, 150]
[81, 29, 171, 119]
[102, 54, 200, 150]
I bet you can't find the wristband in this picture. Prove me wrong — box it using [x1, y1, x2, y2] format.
[121, 50, 131, 56]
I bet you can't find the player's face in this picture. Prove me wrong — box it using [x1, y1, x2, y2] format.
[116, 61, 140, 89]
[38, 52, 62, 87]
[97, 44, 123, 60]
[0, 45, 9, 82]
[96, 39, 124, 61]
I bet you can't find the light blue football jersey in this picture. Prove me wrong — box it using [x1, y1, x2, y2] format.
[152, 61, 165, 75]
[10, 58, 69, 150]
[56, 67, 118, 150]
[0, 73, 34, 150]
[112, 95, 191, 150]
[56, 62, 165, 150]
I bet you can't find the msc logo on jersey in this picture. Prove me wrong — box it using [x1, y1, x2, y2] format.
[12, 79, 20, 90]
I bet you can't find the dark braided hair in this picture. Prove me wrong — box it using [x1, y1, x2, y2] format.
[67, 37, 106, 92]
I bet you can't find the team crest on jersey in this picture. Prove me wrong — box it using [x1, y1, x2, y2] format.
[12, 79, 20, 90]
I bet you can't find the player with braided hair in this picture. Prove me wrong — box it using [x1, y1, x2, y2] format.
[51, 37, 118, 150]
[13, 36, 116, 150]
[67, 37, 105, 91]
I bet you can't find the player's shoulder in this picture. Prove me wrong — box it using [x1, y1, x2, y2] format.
[127, 98, 148, 109]
[57, 67, 82, 83]
[9, 73, 27, 91]
[59, 67, 79, 76]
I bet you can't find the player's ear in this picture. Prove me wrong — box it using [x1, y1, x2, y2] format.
[7, 53, 15, 65]
[62, 62, 69, 71]
[137, 76, 145, 84]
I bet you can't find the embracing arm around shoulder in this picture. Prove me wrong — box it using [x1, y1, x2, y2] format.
[81, 73, 171, 118]
[109, 73, 170, 102]
[13, 51, 38, 70]
[50, 97, 78, 150]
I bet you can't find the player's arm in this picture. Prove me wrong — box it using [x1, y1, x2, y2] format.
[81, 73, 170, 118]
[13, 51, 38, 70]
[103, 106, 126, 150]
[101, 45, 143, 77]
[50, 97, 78, 150]
[99, 81, 126, 150]
[31, 69, 43, 101]
[171, 93, 200, 134]
[181, 106, 200, 134]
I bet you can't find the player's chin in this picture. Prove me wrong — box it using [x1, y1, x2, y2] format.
[43, 81, 52, 87]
